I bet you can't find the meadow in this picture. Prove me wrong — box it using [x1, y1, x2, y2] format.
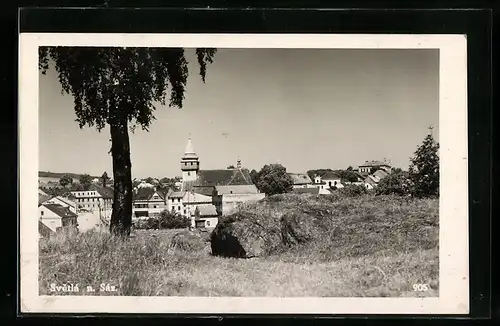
[39, 193, 439, 297]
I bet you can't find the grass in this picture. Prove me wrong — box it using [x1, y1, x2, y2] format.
[39, 194, 439, 297]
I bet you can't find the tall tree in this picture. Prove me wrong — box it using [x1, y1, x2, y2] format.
[101, 171, 109, 188]
[79, 174, 93, 191]
[408, 130, 440, 198]
[39, 47, 216, 236]
[59, 174, 73, 187]
[255, 164, 294, 196]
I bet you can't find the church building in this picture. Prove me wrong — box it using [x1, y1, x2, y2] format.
[169, 138, 265, 227]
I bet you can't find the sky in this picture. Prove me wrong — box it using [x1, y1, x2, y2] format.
[39, 48, 439, 179]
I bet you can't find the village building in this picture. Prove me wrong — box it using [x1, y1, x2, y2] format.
[288, 173, 314, 189]
[363, 169, 390, 189]
[319, 171, 343, 189]
[169, 138, 265, 227]
[70, 185, 113, 213]
[42, 195, 78, 214]
[38, 203, 78, 233]
[132, 187, 170, 219]
[167, 190, 214, 220]
[213, 184, 265, 216]
[356, 160, 392, 175]
[194, 205, 219, 229]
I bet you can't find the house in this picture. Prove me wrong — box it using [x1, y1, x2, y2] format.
[320, 171, 342, 189]
[194, 205, 219, 229]
[213, 184, 265, 216]
[372, 169, 390, 180]
[43, 196, 77, 214]
[288, 173, 314, 189]
[311, 173, 337, 194]
[363, 175, 379, 190]
[39, 203, 78, 233]
[132, 187, 169, 219]
[70, 185, 113, 217]
[167, 190, 214, 218]
[357, 160, 392, 174]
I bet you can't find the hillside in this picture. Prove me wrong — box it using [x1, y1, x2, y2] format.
[39, 171, 100, 180]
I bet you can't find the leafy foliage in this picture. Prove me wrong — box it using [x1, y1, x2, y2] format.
[101, 171, 109, 187]
[39, 46, 216, 236]
[254, 164, 294, 196]
[59, 174, 73, 187]
[39, 47, 216, 131]
[375, 171, 410, 196]
[249, 169, 258, 184]
[338, 184, 369, 197]
[408, 133, 440, 198]
[79, 174, 93, 190]
[133, 210, 190, 230]
[227, 165, 235, 169]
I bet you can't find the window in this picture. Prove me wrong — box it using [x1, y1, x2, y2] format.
[190, 162, 193, 166]
[178, 207, 181, 211]
[41, 211, 44, 216]
[207, 221, 210, 226]
[334, 181, 337, 185]
[184, 210, 186, 214]
[328, 182, 332, 187]
[187, 172, 191, 176]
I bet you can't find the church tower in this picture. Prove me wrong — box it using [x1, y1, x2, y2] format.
[181, 138, 199, 183]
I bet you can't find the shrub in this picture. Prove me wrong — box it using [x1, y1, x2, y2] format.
[339, 184, 368, 197]
[159, 210, 190, 229]
[375, 172, 411, 196]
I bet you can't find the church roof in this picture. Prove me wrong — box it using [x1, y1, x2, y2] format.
[197, 169, 253, 187]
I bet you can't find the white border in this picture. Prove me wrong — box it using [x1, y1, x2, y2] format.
[19, 33, 469, 314]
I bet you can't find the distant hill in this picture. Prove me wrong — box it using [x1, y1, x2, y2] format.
[39, 171, 100, 180]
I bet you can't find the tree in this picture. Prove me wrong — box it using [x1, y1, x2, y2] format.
[79, 174, 93, 190]
[250, 169, 259, 184]
[39, 47, 216, 236]
[339, 170, 359, 183]
[346, 166, 353, 171]
[159, 210, 190, 229]
[254, 164, 293, 196]
[101, 171, 109, 188]
[227, 165, 235, 169]
[59, 174, 73, 187]
[408, 132, 440, 198]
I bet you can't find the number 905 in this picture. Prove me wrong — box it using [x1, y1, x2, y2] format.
[413, 283, 429, 292]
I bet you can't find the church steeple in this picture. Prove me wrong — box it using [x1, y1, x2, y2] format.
[181, 138, 199, 183]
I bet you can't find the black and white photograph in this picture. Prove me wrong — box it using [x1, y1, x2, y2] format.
[19, 33, 469, 314]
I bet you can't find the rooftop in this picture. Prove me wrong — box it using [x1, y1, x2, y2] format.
[288, 173, 313, 185]
[43, 203, 78, 218]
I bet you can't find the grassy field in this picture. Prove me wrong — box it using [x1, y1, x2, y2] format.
[39, 194, 439, 297]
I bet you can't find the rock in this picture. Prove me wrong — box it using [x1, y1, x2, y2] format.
[280, 212, 327, 246]
[210, 213, 282, 258]
[170, 229, 207, 252]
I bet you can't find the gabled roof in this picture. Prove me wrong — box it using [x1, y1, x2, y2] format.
[373, 169, 390, 180]
[133, 188, 166, 201]
[169, 191, 186, 198]
[215, 184, 259, 195]
[288, 173, 313, 185]
[364, 175, 378, 185]
[42, 203, 78, 218]
[195, 204, 218, 218]
[91, 185, 114, 199]
[48, 196, 77, 208]
[320, 171, 342, 180]
[292, 187, 320, 194]
[197, 169, 253, 187]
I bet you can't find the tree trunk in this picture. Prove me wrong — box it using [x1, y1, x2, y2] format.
[109, 119, 133, 237]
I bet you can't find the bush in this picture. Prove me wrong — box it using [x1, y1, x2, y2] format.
[375, 172, 411, 196]
[338, 184, 368, 197]
[159, 210, 190, 229]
